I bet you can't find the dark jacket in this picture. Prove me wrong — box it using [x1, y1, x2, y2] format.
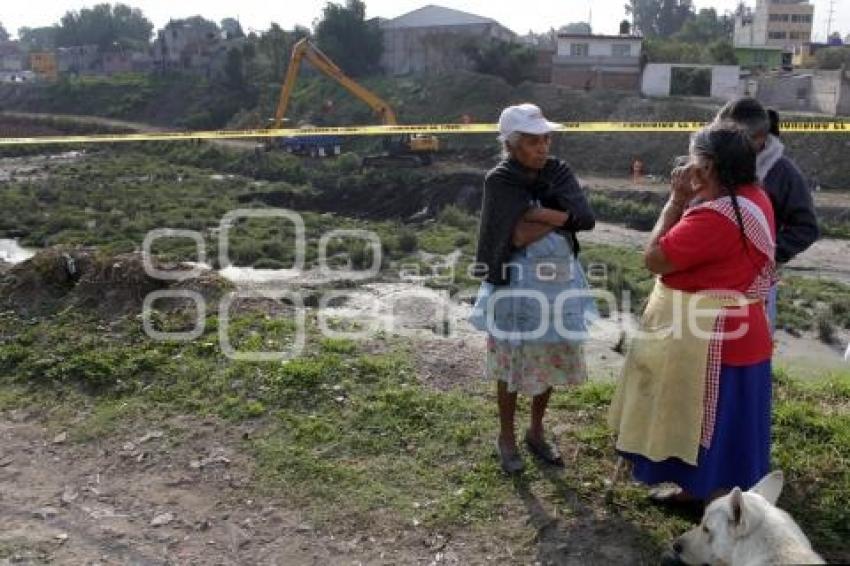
[473, 157, 595, 286]
[763, 156, 819, 264]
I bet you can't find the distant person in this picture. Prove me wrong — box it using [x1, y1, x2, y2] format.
[631, 157, 645, 184]
[609, 123, 776, 505]
[469, 103, 596, 474]
[716, 98, 819, 332]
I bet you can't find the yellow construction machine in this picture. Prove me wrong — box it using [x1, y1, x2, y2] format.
[272, 38, 439, 166]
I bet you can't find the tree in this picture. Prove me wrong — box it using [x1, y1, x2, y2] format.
[815, 47, 850, 69]
[560, 22, 592, 35]
[314, 0, 383, 76]
[707, 40, 737, 64]
[224, 47, 245, 89]
[0, 22, 9, 42]
[166, 16, 219, 38]
[643, 37, 736, 64]
[463, 39, 537, 86]
[221, 18, 244, 40]
[18, 26, 57, 51]
[256, 24, 310, 83]
[625, 0, 694, 37]
[674, 8, 733, 43]
[643, 37, 703, 63]
[55, 3, 153, 50]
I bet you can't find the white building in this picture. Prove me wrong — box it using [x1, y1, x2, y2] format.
[642, 64, 742, 100]
[380, 4, 516, 76]
[553, 34, 643, 91]
[734, 0, 814, 66]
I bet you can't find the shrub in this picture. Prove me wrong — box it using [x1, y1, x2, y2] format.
[398, 228, 418, 253]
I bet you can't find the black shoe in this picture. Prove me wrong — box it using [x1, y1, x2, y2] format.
[524, 430, 564, 467]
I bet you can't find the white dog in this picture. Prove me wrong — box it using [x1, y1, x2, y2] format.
[672, 471, 824, 565]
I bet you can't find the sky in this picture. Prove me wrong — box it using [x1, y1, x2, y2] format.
[3, 0, 848, 42]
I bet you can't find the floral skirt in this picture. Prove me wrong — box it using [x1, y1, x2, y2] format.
[486, 336, 587, 396]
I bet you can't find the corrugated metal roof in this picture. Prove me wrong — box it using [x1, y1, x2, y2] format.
[381, 4, 500, 29]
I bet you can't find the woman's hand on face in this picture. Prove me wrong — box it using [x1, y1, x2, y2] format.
[670, 165, 696, 205]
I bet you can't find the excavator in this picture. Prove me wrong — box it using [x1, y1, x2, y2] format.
[271, 38, 439, 166]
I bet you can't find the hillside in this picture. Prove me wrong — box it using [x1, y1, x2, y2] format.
[2, 71, 849, 187]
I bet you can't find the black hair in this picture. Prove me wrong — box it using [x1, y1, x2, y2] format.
[716, 97, 770, 139]
[767, 108, 781, 137]
[690, 122, 758, 245]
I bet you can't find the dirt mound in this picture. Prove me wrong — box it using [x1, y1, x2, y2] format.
[0, 247, 233, 318]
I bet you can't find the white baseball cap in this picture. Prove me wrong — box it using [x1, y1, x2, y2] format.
[498, 103, 562, 138]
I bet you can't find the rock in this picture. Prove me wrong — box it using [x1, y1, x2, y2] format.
[190, 454, 231, 469]
[226, 522, 251, 550]
[52, 432, 67, 444]
[33, 506, 59, 520]
[137, 430, 164, 444]
[54, 533, 68, 544]
[150, 512, 175, 527]
[60, 486, 79, 506]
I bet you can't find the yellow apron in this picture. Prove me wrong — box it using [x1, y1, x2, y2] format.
[608, 279, 759, 465]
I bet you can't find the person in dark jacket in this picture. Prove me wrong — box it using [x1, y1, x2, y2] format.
[716, 98, 819, 330]
[470, 103, 596, 473]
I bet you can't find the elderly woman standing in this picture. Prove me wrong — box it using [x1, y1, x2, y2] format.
[609, 123, 776, 504]
[716, 98, 819, 331]
[470, 103, 596, 474]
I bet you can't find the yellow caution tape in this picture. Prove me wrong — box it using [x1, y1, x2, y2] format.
[1, 121, 848, 146]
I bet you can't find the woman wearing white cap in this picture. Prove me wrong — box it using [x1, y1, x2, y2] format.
[469, 103, 596, 473]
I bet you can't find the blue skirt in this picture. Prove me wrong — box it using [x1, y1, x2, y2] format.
[619, 360, 772, 500]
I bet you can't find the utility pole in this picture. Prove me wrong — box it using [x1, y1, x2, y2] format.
[826, 0, 836, 39]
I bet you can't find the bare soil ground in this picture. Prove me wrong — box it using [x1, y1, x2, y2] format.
[0, 411, 493, 565]
[0, 371, 652, 565]
[1, 111, 261, 152]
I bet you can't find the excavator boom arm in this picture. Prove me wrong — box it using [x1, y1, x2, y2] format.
[273, 38, 398, 128]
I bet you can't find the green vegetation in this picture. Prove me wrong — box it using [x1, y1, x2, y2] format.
[54, 3, 153, 50]
[314, 0, 383, 77]
[1, 144, 847, 337]
[0, 307, 846, 560]
[589, 193, 659, 231]
[644, 37, 737, 65]
[462, 39, 538, 86]
[0, 137, 848, 560]
[815, 47, 850, 70]
[589, 192, 850, 243]
[771, 369, 850, 552]
[777, 276, 850, 333]
[0, 148, 475, 274]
